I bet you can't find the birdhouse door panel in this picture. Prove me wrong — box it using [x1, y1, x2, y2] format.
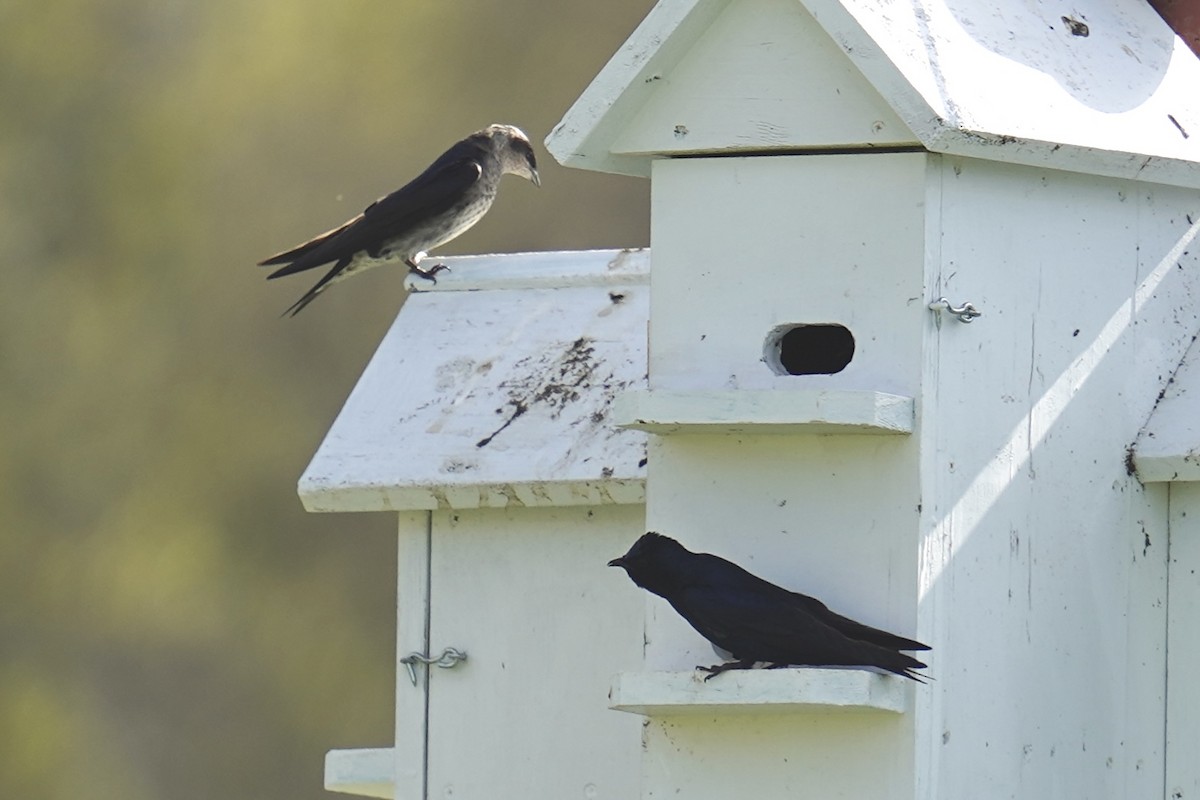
[916, 157, 1187, 798]
[403, 505, 645, 798]
[649, 152, 928, 396]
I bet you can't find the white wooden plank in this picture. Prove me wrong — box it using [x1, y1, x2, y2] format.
[403, 248, 649, 293]
[324, 748, 394, 799]
[301, 480, 647, 514]
[614, 388, 914, 434]
[393, 513, 429, 800]
[609, 669, 909, 715]
[298, 250, 650, 512]
[1167, 483, 1200, 798]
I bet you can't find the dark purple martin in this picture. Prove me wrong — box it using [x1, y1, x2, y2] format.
[259, 124, 540, 316]
[608, 532, 930, 681]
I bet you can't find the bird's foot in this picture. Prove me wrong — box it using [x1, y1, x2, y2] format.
[697, 659, 757, 681]
[406, 257, 450, 283]
[408, 262, 450, 283]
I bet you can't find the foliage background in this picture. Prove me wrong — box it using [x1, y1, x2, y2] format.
[1, 2, 650, 797]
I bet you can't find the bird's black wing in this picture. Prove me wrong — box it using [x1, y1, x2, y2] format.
[669, 585, 868, 663]
[670, 587, 927, 680]
[785, 592, 930, 651]
[683, 552, 928, 652]
[260, 157, 484, 279]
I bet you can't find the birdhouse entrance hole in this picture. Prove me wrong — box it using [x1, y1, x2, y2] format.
[764, 324, 855, 376]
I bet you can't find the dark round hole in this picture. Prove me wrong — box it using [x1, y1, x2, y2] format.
[767, 324, 855, 375]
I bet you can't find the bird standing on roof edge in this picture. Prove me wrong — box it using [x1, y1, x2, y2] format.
[608, 532, 930, 682]
[258, 124, 541, 316]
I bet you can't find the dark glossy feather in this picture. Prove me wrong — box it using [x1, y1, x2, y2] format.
[609, 532, 929, 681]
[686, 551, 930, 653]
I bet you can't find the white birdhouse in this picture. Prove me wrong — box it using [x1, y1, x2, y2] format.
[302, 0, 1200, 798]
[543, 0, 1200, 796]
[302, 251, 652, 799]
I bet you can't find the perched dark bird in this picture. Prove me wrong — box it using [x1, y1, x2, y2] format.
[258, 124, 540, 316]
[609, 532, 930, 681]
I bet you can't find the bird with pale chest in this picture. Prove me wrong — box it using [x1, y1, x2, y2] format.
[609, 532, 930, 681]
[258, 124, 540, 316]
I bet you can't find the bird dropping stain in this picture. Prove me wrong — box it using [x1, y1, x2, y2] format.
[1061, 16, 1089, 36]
[476, 337, 601, 448]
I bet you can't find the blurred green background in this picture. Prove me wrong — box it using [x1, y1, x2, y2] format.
[1, 2, 650, 797]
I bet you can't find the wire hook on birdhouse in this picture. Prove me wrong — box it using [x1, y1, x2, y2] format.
[401, 647, 469, 686]
[928, 297, 982, 324]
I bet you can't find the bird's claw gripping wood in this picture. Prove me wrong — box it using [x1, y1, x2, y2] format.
[698, 659, 757, 681]
[407, 260, 450, 282]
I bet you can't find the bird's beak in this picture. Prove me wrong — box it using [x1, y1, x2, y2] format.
[530, 168, 541, 188]
[607, 557, 625, 568]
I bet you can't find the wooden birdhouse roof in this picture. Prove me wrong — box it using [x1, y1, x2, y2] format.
[297, 250, 649, 512]
[546, 0, 1200, 188]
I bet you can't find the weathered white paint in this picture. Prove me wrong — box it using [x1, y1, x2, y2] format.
[322, 507, 650, 798]
[1134, 329, 1200, 482]
[614, 388, 914, 434]
[631, 146, 1200, 798]
[422, 506, 645, 799]
[546, 0, 1200, 189]
[392, 512, 429, 800]
[610, 0, 917, 156]
[404, 247, 651, 293]
[822, 0, 1200, 183]
[324, 748, 393, 799]
[636, 435, 920, 797]
[640, 698, 911, 799]
[649, 152, 928, 397]
[610, 669, 909, 715]
[546, 0, 727, 178]
[913, 158, 1199, 799]
[626, 150, 928, 797]
[297, 250, 649, 513]
[1167, 482, 1200, 797]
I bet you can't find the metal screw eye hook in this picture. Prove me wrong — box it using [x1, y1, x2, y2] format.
[929, 297, 982, 323]
[401, 647, 469, 686]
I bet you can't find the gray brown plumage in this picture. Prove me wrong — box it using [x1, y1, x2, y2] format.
[259, 124, 540, 316]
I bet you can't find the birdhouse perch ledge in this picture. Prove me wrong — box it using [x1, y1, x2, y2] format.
[609, 669, 909, 716]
